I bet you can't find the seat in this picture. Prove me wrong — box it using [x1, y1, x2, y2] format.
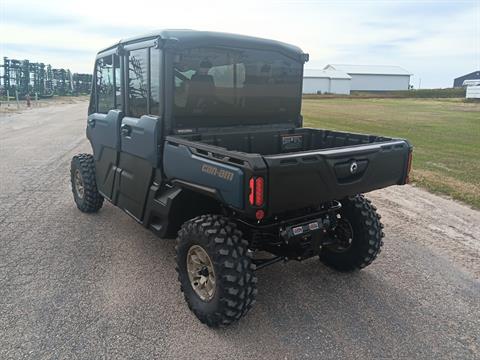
[186, 74, 216, 112]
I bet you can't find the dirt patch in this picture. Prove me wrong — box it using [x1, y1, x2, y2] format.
[370, 185, 480, 278]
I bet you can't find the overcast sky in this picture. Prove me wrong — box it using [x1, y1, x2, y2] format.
[1, 0, 479, 88]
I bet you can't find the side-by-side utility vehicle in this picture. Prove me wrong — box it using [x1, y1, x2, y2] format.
[71, 30, 413, 327]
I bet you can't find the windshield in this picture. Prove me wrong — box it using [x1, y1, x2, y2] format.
[173, 47, 302, 128]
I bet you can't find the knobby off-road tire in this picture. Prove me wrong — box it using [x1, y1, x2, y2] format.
[320, 194, 384, 272]
[70, 153, 104, 213]
[175, 215, 257, 327]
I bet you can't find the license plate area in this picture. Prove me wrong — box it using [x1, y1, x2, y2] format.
[281, 217, 326, 240]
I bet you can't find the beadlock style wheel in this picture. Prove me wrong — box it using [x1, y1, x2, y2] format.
[74, 169, 85, 199]
[186, 245, 216, 301]
[175, 214, 257, 327]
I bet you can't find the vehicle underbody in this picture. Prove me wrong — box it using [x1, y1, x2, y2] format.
[236, 201, 343, 268]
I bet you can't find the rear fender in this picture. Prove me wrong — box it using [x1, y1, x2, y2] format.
[143, 185, 221, 238]
[163, 142, 244, 209]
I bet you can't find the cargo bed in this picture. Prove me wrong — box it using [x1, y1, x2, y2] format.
[169, 127, 412, 215]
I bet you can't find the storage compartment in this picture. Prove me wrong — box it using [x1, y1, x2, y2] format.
[175, 127, 393, 155]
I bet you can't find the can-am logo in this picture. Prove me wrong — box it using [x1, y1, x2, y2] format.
[201, 164, 234, 181]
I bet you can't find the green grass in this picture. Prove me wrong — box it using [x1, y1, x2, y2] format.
[304, 88, 466, 99]
[302, 98, 480, 209]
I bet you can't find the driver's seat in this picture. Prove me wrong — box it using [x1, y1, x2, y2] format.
[186, 74, 215, 112]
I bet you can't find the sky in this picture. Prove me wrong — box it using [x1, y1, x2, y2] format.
[1, 0, 479, 88]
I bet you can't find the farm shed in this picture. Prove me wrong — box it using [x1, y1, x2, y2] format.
[324, 64, 411, 91]
[303, 69, 351, 94]
[453, 70, 480, 87]
[464, 80, 480, 99]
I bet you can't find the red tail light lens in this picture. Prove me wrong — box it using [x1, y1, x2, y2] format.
[249, 177, 255, 205]
[255, 177, 264, 206]
[248, 176, 265, 207]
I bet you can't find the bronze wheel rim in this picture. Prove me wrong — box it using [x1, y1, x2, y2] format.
[186, 245, 216, 301]
[74, 169, 85, 199]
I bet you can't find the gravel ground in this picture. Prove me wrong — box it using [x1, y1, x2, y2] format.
[1, 102, 479, 359]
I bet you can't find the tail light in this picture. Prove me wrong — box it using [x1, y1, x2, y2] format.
[249, 178, 255, 205]
[248, 176, 265, 207]
[255, 177, 264, 206]
[405, 150, 413, 183]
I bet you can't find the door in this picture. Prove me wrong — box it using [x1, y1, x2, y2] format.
[113, 45, 163, 222]
[116, 115, 161, 221]
[87, 53, 123, 200]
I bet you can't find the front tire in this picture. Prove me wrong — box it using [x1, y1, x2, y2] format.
[70, 153, 104, 213]
[320, 195, 384, 272]
[175, 215, 257, 327]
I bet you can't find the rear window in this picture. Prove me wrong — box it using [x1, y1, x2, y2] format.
[173, 47, 302, 128]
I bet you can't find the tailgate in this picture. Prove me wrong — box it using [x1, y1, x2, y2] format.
[263, 140, 412, 214]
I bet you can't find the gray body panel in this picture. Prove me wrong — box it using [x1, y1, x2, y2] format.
[87, 110, 123, 200]
[163, 142, 244, 209]
[87, 110, 122, 152]
[121, 115, 161, 166]
[114, 116, 162, 221]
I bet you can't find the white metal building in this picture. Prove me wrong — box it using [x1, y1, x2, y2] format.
[303, 69, 351, 94]
[465, 80, 480, 99]
[324, 64, 411, 91]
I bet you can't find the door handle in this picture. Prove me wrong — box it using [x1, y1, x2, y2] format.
[121, 124, 132, 137]
[87, 118, 96, 127]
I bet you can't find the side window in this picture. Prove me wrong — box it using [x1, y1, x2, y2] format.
[150, 49, 161, 115]
[96, 56, 114, 113]
[128, 49, 148, 117]
[113, 54, 122, 110]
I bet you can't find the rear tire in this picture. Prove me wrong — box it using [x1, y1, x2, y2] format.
[70, 153, 104, 213]
[175, 215, 257, 327]
[320, 194, 384, 272]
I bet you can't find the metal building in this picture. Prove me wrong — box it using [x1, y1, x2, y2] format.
[453, 70, 480, 87]
[303, 69, 351, 94]
[464, 80, 480, 99]
[324, 64, 411, 91]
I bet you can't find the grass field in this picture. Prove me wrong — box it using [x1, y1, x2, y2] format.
[302, 98, 480, 209]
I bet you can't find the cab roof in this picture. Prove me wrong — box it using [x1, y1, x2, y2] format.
[98, 29, 307, 62]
